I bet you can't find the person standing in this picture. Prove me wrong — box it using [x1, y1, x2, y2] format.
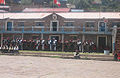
[89, 41, 95, 53]
[83, 40, 87, 53]
[6, 37, 11, 50]
[86, 40, 89, 52]
[48, 38, 52, 51]
[74, 49, 80, 59]
[77, 39, 82, 52]
[35, 38, 40, 51]
[64, 40, 69, 52]
[41, 39, 45, 51]
[2, 38, 7, 49]
[18, 38, 23, 50]
[57, 40, 62, 51]
[52, 38, 57, 51]
[69, 40, 74, 52]
[11, 38, 16, 50]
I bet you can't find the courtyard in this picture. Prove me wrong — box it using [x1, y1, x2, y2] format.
[0, 55, 120, 78]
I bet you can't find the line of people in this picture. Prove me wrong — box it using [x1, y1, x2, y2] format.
[1, 38, 59, 51]
[1, 37, 97, 52]
[64, 39, 96, 52]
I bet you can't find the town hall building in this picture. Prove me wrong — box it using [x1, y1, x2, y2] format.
[0, 8, 120, 52]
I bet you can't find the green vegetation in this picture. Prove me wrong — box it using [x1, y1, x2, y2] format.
[67, 0, 120, 12]
[19, 50, 73, 54]
[50, 55, 61, 58]
[19, 50, 113, 55]
[21, 0, 32, 5]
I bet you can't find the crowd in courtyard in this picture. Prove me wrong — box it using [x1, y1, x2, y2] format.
[1, 37, 98, 53]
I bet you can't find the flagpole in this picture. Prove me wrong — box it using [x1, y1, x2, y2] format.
[53, 0, 54, 8]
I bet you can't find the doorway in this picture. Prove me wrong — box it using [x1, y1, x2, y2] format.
[99, 21, 106, 32]
[98, 37, 106, 51]
[7, 22, 12, 31]
[51, 21, 58, 31]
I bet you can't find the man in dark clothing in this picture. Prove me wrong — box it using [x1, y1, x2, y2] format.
[64, 40, 69, 52]
[6, 37, 11, 50]
[2, 38, 7, 49]
[74, 49, 80, 59]
[11, 38, 16, 50]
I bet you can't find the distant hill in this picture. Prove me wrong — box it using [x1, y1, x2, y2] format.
[2, 0, 120, 12]
[67, 0, 120, 12]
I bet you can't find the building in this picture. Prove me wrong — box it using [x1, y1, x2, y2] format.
[0, 6, 10, 12]
[0, 9, 120, 52]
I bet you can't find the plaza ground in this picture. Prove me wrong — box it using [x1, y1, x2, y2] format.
[0, 56, 120, 78]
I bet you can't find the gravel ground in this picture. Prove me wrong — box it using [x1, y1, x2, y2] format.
[0, 55, 120, 78]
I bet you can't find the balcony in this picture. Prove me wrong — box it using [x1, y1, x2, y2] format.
[0, 26, 112, 35]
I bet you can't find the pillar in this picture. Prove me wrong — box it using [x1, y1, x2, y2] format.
[82, 34, 85, 52]
[1, 33, 3, 48]
[112, 26, 117, 53]
[41, 33, 43, 40]
[21, 33, 24, 50]
[62, 34, 64, 52]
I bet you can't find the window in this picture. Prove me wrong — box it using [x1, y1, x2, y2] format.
[64, 22, 73, 26]
[112, 22, 120, 27]
[36, 22, 44, 26]
[18, 22, 24, 27]
[86, 22, 95, 27]
[99, 22, 106, 27]
[7, 22, 12, 31]
[99, 22, 106, 32]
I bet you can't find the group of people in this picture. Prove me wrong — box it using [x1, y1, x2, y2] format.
[2, 38, 21, 50]
[1, 38, 59, 51]
[1, 37, 97, 52]
[64, 39, 96, 52]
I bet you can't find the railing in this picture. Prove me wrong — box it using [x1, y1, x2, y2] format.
[0, 26, 112, 34]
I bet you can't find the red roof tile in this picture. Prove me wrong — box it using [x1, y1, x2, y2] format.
[23, 8, 70, 12]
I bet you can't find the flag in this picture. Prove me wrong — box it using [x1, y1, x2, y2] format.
[54, 0, 57, 4]
[56, 1, 61, 7]
[92, 0, 102, 4]
[0, 0, 5, 4]
[54, 0, 61, 7]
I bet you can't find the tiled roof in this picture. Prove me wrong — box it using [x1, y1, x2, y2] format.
[0, 12, 119, 19]
[0, 13, 52, 19]
[23, 8, 70, 12]
[56, 12, 120, 19]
